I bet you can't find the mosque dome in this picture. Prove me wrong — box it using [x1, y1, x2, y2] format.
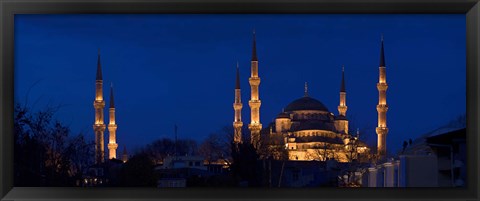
[284, 96, 330, 112]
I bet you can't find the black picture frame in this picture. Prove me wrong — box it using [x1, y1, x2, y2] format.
[1, 0, 478, 201]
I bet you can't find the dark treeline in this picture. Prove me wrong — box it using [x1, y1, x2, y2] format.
[11, 101, 361, 187]
[14, 102, 262, 187]
[14, 102, 324, 187]
[137, 126, 233, 164]
[108, 125, 276, 187]
[14, 103, 94, 186]
[140, 138, 198, 164]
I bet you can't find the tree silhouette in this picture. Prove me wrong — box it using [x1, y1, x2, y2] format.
[14, 103, 94, 186]
[118, 153, 156, 186]
[230, 142, 262, 187]
[402, 141, 408, 153]
[142, 138, 198, 164]
[199, 126, 233, 165]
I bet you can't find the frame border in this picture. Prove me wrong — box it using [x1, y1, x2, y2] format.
[1, 0, 478, 201]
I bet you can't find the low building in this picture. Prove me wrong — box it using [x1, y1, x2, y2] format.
[365, 127, 466, 187]
[157, 178, 187, 188]
[159, 155, 207, 171]
[80, 158, 124, 187]
[266, 159, 368, 187]
[425, 128, 466, 187]
[366, 156, 437, 187]
[155, 155, 231, 187]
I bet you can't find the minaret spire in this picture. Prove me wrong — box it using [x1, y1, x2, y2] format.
[340, 65, 346, 92]
[379, 33, 386, 68]
[233, 62, 243, 143]
[248, 30, 262, 147]
[252, 29, 258, 61]
[109, 83, 115, 108]
[108, 83, 118, 159]
[96, 49, 102, 81]
[376, 35, 389, 158]
[304, 82, 308, 97]
[235, 62, 241, 89]
[93, 49, 106, 164]
[122, 145, 128, 163]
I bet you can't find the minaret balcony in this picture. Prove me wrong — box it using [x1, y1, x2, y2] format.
[249, 77, 261, 85]
[93, 101, 105, 108]
[233, 121, 243, 127]
[377, 83, 388, 91]
[108, 143, 118, 150]
[93, 124, 106, 131]
[375, 127, 389, 135]
[376, 104, 389, 112]
[248, 123, 262, 130]
[233, 103, 243, 110]
[248, 101, 261, 108]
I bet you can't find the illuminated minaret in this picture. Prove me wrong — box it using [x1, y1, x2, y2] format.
[248, 30, 262, 147]
[376, 35, 389, 157]
[233, 62, 243, 144]
[107, 83, 118, 159]
[122, 145, 128, 163]
[93, 49, 106, 164]
[335, 66, 349, 134]
[338, 66, 347, 116]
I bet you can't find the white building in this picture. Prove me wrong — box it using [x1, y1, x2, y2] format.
[157, 155, 207, 171]
[366, 155, 438, 187]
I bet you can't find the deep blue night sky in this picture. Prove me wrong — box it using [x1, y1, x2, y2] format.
[14, 14, 466, 154]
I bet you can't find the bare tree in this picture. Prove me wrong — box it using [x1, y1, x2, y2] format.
[142, 138, 198, 164]
[303, 143, 334, 162]
[14, 103, 94, 186]
[198, 126, 233, 165]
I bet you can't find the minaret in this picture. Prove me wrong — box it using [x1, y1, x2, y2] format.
[376, 35, 389, 157]
[304, 82, 308, 97]
[122, 145, 128, 163]
[107, 83, 118, 159]
[93, 49, 106, 164]
[335, 66, 349, 134]
[248, 30, 262, 147]
[338, 65, 347, 116]
[233, 62, 243, 144]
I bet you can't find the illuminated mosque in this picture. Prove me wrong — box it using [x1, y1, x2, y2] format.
[90, 32, 389, 164]
[233, 32, 389, 162]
